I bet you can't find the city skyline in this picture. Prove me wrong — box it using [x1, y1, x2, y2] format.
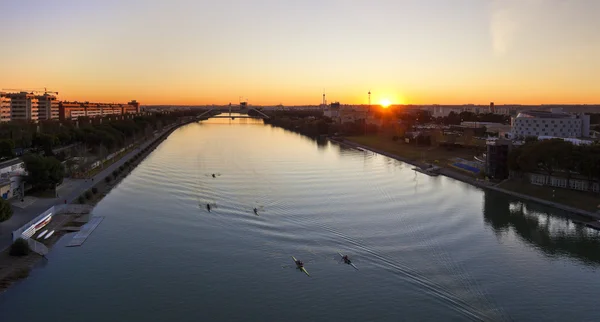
[1, 0, 599, 105]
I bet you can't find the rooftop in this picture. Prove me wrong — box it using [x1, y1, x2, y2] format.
[515, 110, 573, 119]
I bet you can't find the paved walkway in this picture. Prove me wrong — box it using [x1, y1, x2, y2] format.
[0, 124, 180, 251]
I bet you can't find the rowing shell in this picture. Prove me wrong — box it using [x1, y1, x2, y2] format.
[338, 252, 358, 270]
[292, 256, 310, 276]
[37, 230, 49, 239]
[44, 230, 55, 239]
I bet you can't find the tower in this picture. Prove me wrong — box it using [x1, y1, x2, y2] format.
[368, 90, 371, 111]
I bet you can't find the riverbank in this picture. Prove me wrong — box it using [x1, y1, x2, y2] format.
[0, 120, 194, 294]
[0, 210, 87, 293]
[331, 137, 600, 221]
[79, 122, 185, 206]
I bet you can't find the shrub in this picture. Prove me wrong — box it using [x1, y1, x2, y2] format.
[105, 176, 111, 183]
[119, 165, 124, 171]
[0, 197, 13, 222]
[78, 196, 85, 204]
[9, 238, 30, 256]
[91, 187, 98, 194]
[112, 170, 118, 177]
[84, 190, 92, 199]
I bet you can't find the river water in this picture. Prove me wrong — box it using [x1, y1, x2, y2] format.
[1, 115, 600, 322]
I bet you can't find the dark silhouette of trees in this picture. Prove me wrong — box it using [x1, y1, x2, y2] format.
[509, 139, 600, 189]
[0, 197, 13, 222]
[0, 139, 15, 159]
[22, 153, 65, 191]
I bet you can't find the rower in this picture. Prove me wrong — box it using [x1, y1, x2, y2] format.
[296, 260, 304, 267]
[253, 207, 258, 214]
[206, 204, 211, 212]
[212, 174, 216, 178]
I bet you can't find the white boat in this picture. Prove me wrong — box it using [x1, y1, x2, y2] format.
[44, 230, 55, 239]
[37, 230, 49, 239]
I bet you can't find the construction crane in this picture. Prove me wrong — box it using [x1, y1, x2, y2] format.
[1, 87, 58, 95]
[32, 87, 59, 95]
[1, 88, 32, 93]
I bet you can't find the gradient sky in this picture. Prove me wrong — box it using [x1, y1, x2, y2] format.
[1, 0, 599, 105]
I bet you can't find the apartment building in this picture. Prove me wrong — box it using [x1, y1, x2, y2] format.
[7, 92, 38, 121]
[36, 93, 59, 120]
[58, 100, 141, 120]
[0, 93, 11, 122]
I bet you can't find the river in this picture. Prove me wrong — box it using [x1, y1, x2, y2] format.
[1, 115, 600, 321]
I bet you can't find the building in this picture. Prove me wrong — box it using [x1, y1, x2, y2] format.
[58, 100, 141, 120]
[123, 100, 140, 114]
[58, 102, 86, 120]
[36, 93, 59, 120]
[324, 102, 341, 120]
[460, 122, 512, 134]
[7, 92, 39, 121]
[0, 92, 11, 122]
[0, 158, 26, 200]
[511, 109, 591, 138]
[485, 138, 512, 180]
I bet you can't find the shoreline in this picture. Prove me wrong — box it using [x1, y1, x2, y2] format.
[329, 137, 600, 221]
[0, 120, 194, 294]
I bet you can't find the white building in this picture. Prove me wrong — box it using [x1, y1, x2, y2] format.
[0, 158, 26, 200]
[7, 92, 39, 121]
[36, 93, 59, 120]
[324, 102, 341, 120]
[0, 92, 11, 122]
[511, 109, 591, 138]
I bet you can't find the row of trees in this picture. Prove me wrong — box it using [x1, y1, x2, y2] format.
[508, 139, 600, 188]
[259, 110, 378, 137]
[375, 110, 510, 126]
[0, 111, 196, 160]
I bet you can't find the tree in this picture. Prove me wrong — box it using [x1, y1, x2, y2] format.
[10, 238, 30, 256]
[0, 139, 15, 159]
[557, 143, 576, 187]
[22, 154, 65, 190]
[0, 197, 13, 222]
[33, 133, 56, 156]
[533, 140, 564, 184]
[508, 146, 522, 172]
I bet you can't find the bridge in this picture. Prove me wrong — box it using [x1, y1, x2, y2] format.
[196, 105, 270, 120]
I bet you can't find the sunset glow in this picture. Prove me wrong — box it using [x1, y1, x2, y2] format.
[0, 1, 599, 105]
[380, 99, 391, 108]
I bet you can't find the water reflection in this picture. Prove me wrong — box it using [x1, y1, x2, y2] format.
[483, 191, 600, 266]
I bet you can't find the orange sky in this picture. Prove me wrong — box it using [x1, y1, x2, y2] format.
[1, 1, 599, 106]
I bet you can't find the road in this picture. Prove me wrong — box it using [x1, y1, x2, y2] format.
[0, 124, 180, 251]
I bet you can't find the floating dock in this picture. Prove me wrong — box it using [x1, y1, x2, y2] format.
[66, 216, 104, 247]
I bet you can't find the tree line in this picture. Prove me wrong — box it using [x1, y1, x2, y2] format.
[6, 111, 198, 193]
[508, 138, 600, 188]
[0, 111, 196, 160]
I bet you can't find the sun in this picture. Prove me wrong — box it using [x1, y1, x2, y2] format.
[380, 99, 391, 108]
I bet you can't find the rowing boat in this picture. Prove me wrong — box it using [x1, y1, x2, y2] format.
[292, 256, 310, 276]
[37, 230, 49, 239]
[338, 252, 358, 270]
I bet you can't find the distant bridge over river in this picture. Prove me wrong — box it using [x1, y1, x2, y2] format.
[196, 105, 270, 120]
